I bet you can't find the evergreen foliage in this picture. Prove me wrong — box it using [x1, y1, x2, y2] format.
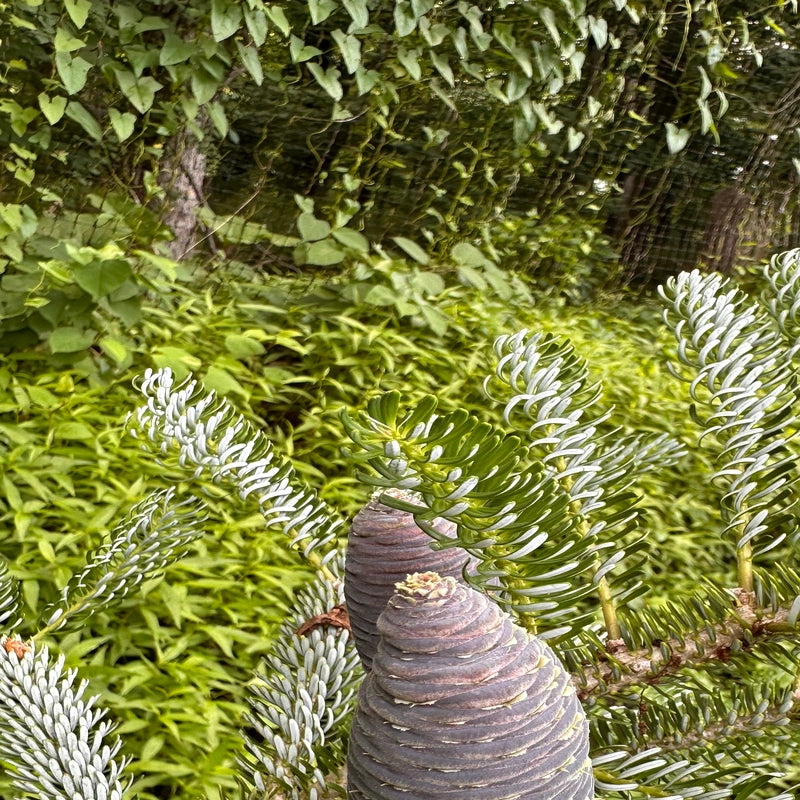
[3, 250, 800, 798]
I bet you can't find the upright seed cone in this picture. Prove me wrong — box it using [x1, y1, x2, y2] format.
[345, 490, 472, 671]
[347, 572, 594, 800]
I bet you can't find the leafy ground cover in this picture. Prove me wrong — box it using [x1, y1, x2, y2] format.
[0, 257, 729, 798]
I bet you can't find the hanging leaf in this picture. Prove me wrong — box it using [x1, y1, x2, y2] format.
[108, 108, 136, 142]
[308, 0, 338, 25]
[206, 101, 228, 138]
[54, 52, 92, 95]
[160, 33, 195, 66]
[265, 6, 291, 36]
[342, 0, 369, 29]
[236, 41, 263, 85]
[210, 0, 241, 41]
[307, 63, 344, 100]
[665, 122, 690, 154]
[331, 30, 361, 74]
[392, 236, 429, 264]
[115, 70, 163, 114]
[37, 93, 67, 125]
[64, 0, 91, 28]
[64, 101, 102, 140]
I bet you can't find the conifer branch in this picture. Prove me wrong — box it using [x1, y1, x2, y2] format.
[0, 638, 129, 800]
[129, 368, 345, 568]
[576, 590, 794, 700]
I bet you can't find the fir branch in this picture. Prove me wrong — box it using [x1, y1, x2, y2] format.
[763, 247, 800, 346]
[576, 589, 794, 701]
[129, 368, 344, 566]
[484, 329, 686, 639]
[659, 270, 800, 589]
[340, 390, 598, 639]
[0, 558, 21, 630]
[0, 638, 129, 800]
[238, 557, 362, 800]
[35, 488, 203, 639]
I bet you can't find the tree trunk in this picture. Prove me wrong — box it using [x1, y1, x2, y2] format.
[159, 133, 207, 261]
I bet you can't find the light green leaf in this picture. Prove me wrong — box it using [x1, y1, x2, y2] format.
[265, 6, 291, 36]
[394, 1, 416, 36]
[108, 108, 136, 142]
[243, 8, 268, 46]
[49, 326, 96, 353]
[54, 27, 85, 52]
[305, 239, 344, 265]
[204, 365, 246, 396]
[64, 101, 102, 140]
[332, 227, 369, 251]
[420, 303, 448, 335]
[587, 15, 608, 48]
[289, 35, 322, 63]
[38, 93, 67, 125]
[355, 65, 379, 94]
[429, 50, 453, 86]
[297, 212, 331, 242]
[665, 122, 690, 154]
[55, 52, 92, 94]
[342, 0, 368, 28]
[308, 0, 338, 24]
[191, 68, 220, 104]
[332, 29, 361, 74]
[207, 100, 228, 138]
[211, 0, 241, 41]
[64, 0, 91, 28]
[307, 63, 343, 100]
[538, 7, 560, 46]
[224, 334, 265, 358]
[392, 236, 429, 264]
[116, 70, 162, 114]
[73, 259, 132, 298]
[397, 46, 421, 80]
[236, 41, 263, 85]
[134, 249, 177, 279]
[411, 270, 444, 296]
[100, 336, 129, 364]
[160, 33, 195, 66]
[363, 284, 397, 306]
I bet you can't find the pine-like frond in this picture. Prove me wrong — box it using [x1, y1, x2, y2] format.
[238, 557, 361, 800]
[37, 488, 203, 637]
[483, 330, 686, 631]
[129, 368, 343, 563]
[341, 390, 598, 639]
[0, 558, 21, 631]
[593, 745, 792, 799]
[659, 270, 800, 557]
[762, 248, 800, 346]
[0, 638, 129, 800]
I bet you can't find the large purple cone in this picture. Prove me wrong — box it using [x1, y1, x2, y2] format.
[345, 492, 472, 671]
[347, 572, 593, 800]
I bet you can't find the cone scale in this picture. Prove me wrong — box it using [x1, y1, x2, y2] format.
[347, 572, 593, 800]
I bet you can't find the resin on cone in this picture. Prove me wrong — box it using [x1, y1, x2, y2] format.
[344, 490, 472, 671]
[347, 572, 594, 800]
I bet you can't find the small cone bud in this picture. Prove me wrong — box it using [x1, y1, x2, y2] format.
[345, 491, 472, 671]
